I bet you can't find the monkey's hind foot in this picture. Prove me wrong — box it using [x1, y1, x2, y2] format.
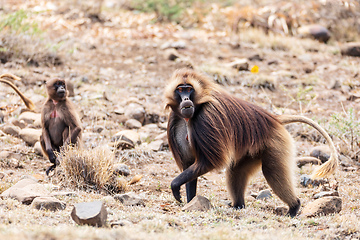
[287, 199, 301, 217]
[45, 164, 57, 176]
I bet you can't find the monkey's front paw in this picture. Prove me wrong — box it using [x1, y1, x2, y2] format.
[46, 149, 57, 164]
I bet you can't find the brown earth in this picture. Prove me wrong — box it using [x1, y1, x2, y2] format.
[0, 1, 360, 239]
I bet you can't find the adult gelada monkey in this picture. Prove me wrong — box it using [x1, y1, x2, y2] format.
[0, 73, 35, 110]
[41, 78, 82, 175]
[165, 69, 338, 217]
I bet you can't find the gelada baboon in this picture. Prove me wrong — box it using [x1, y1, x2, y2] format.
[0, 73, 35, 110]
[165, 69, 338, 217]
[40, 78, 82, 175]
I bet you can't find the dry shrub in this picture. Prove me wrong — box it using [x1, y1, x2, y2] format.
[59, 146, 116, 192]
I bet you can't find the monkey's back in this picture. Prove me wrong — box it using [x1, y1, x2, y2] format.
[190, 92, 283, 168]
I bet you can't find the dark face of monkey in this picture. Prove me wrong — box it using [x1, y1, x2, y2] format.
[175, 84, 195, 119]
[48, 80, 67, 101]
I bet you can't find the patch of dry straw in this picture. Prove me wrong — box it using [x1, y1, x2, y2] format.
[59, 146, 115, 192]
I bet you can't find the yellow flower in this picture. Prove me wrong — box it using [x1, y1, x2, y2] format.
[251, 65, 259, 73]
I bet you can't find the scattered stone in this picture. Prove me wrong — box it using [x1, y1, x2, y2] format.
[125, 119, 142, 129]
[10, 119, 26, 129]
[160, 40, 186, 50]
[164, 48, 180, 61]
[19, 112, 41, 124]
[31, 196, 66, 211]
[0, 172, 6, 180]
[0, 129, 5, 136]
[19, 128, 42, 146]
[51, 191, 78, 197]
[341, 42, 360, 57]
[146, 140, 164, 151]
[113, 106, 125, 115]
[339, 155, 353, 167]
[34, 141, 43, 156]
[111, 130, 140, 146]
[124, 103, 146, 124]
[301, 197, 342, 217]
[274, 206, 288, 216]
[111, 220, 133, 228]
[229, 58, 249, 71]
[248, 54, 263, 61]
[310, 146, 331, 163]
[300, 174, 326, 187]
[1, 178, 50, 204]
[0, 111, 3, 123]
[154, 132, 168, 146]
[297, 24, 331, 43]
[93, 125, 104, 133]
[114, 193, 145, 206]
[2, 125, 21, 137]
[71, 201, 108, 227]
[256, 189, 272, 200]
[113, 164, 130, 176]
[313, 191, 339, 199]
[182, 195, 212, 212]
[129, 175, 142, 185]
[297, 157, 321, 168]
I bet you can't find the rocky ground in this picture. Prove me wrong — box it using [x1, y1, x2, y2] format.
[0, 0, 360, 239]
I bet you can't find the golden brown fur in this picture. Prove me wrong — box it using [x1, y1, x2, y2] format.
[40, 78, 82, 175]
[165, 68, 338, 217]
[0, 73, 35, 110]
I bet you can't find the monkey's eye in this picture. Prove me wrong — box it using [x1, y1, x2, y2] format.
[177, 88, 183, 93]
[185, 87, 192, 92]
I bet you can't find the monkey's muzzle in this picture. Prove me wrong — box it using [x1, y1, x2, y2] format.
[180, 100, 194, 119]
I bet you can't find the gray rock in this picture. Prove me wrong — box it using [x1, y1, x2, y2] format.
[182, 195, 212, 212]
[19, 112, 41, 124]
[50, 191, 78, 197]
[310, 146, 331, 163]
[31, 196, 66, 211]
[229, 58, 249, 71]
[274, 206, 288, 216]
[113, 164, 130, 176]
[34, 141, 43, 156]
[111, 220, 133, 228]
[19, 128, 42, 146]
[256, 189, 272, 200]
[1, 178, 50, 204]
[160, 40, 186, 50]
[10, 119, 26, 129]
[71, 201, 107, 227]
[0, 111, 3, 123]
[301, 197, 342, 217]
[146, 140, 164, 151]
[155, 132, 168, 146]
[341, 42, 360, 57]
[300, 174, 325, 187]
[93, 125, 104, 133]
[313, 191, 339, 199]
[111, 130, 140, 146]
[296, 157, 321, 168]
[124, 103, 146, 124]
[2, 125, 21, 137]
[297, 24, 331, 43]
[114, 193, 145, 206]
[125, 119, 142, 129]
[164, 48, 179, 61]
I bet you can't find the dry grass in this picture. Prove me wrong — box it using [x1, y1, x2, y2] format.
[59, 146, 115, 192]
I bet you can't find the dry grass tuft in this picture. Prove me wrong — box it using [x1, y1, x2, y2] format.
[59, 146, 115, 193]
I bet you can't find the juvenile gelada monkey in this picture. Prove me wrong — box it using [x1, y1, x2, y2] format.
[40, 78, 82, 175]
[165, 69, 338, 217]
